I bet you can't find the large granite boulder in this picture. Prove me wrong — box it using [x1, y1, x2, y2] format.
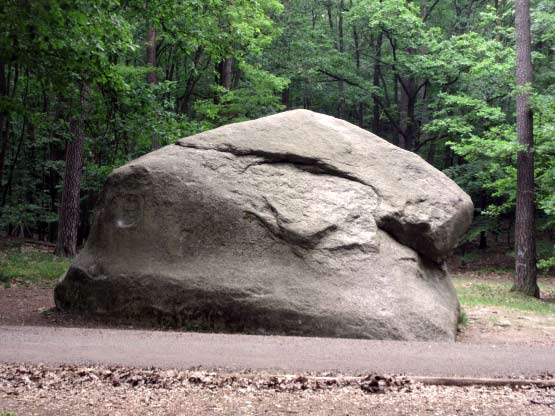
[55, 110, 473, 341]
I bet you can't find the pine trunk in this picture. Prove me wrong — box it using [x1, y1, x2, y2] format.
[513, 0, 539, 297]
[55, 84, 88, 258]
[221, 58, 232, 90]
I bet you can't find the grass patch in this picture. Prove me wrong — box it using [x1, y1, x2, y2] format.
[457, 309, 469, 329]
[0, 249, 70, 286]
[453, 276, 555, 315]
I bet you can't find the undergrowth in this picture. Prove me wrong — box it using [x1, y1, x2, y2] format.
[0, 248, 69, 286]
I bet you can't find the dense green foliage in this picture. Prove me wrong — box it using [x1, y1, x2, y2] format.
[0, 0, 554, 266]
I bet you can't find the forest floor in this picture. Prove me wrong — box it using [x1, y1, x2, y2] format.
[2, 240, 555, 414]
[1, 363, 555, 416]
[454, 271, 555, 347]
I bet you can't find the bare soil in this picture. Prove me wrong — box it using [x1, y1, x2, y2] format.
[458, 306, 555, 347]
[0, 284, 149, 330]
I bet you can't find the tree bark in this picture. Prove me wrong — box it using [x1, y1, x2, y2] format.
[513, 0, 539, 297]
[398, 77, 417, 150]
[325, 1, 334, 31]
[146, 27, 157, 85]
[146, 27, 160, 150]
[353, 25, 364, 127]
[337, 0, 345, 118]
[55, 83, 89, 258]
[372, 33, 383, 134]
[1, 118, 26, 206]
[180, 46, 204, 114]
[0, 62, 10, 199]
[221, 57, 233, 90]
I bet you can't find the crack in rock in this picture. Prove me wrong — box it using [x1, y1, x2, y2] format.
[178, 142, 430, 260]
[177, 141, 378, 195]
[245, 196, 339, 251]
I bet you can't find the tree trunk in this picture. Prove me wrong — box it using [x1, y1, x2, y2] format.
[1, 118, 26, 206]
[325, 1, 334, 31]
[337, 0, 345, 118]
[281, 87, 290, 109]
[372, 33, 383, 134]
[353, 25, 364, 127]
[513, 0, 539, 297]
[0, 62, 9, 198]
[180, 46, 204, 114]
[214, 56, 233, 105]
[398, 77, 417, 150]
[55, 83, 89, 258]
[220, 57, 233, 90]
[146, 27, 157, 85]
[146, 27, 160, 150]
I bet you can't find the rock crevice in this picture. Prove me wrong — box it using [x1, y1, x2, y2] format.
[177, 141, 375, 191]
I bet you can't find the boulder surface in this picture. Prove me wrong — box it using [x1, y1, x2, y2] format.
[55, 110, 473, 341]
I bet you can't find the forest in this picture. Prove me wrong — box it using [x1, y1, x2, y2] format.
[0, 0, 554, 295]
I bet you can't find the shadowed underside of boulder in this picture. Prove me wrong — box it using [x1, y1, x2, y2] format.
[55, 110, 473, 341]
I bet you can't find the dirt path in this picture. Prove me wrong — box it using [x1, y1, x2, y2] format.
[458, 306, 555, 346]
[2, 325, 555, 378]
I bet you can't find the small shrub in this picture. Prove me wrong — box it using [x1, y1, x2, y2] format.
[457, 309, 468, 329]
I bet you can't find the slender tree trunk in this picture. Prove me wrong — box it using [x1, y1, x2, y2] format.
[221, 58, 232, 90]
[513, 0, 539, 297]
[372, 33, 383, 134]
[325, 1, 334, 31]
[180, 46, 203, 114]
[0, 121, 10, 200]
[398, 77, 417, 150]
[281, 87, 290, 109]
[146, 27, 160, 150]
[1, 118, 26, 206]
[55, 83, 89, 258]
[146, 27, 157, 85]
[353, 25, 364, 126]
[337, 0, 345, 118]
[0, 62, 9, 198]
[426, 140, 436, 165]
[214, 56, 232, 106]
